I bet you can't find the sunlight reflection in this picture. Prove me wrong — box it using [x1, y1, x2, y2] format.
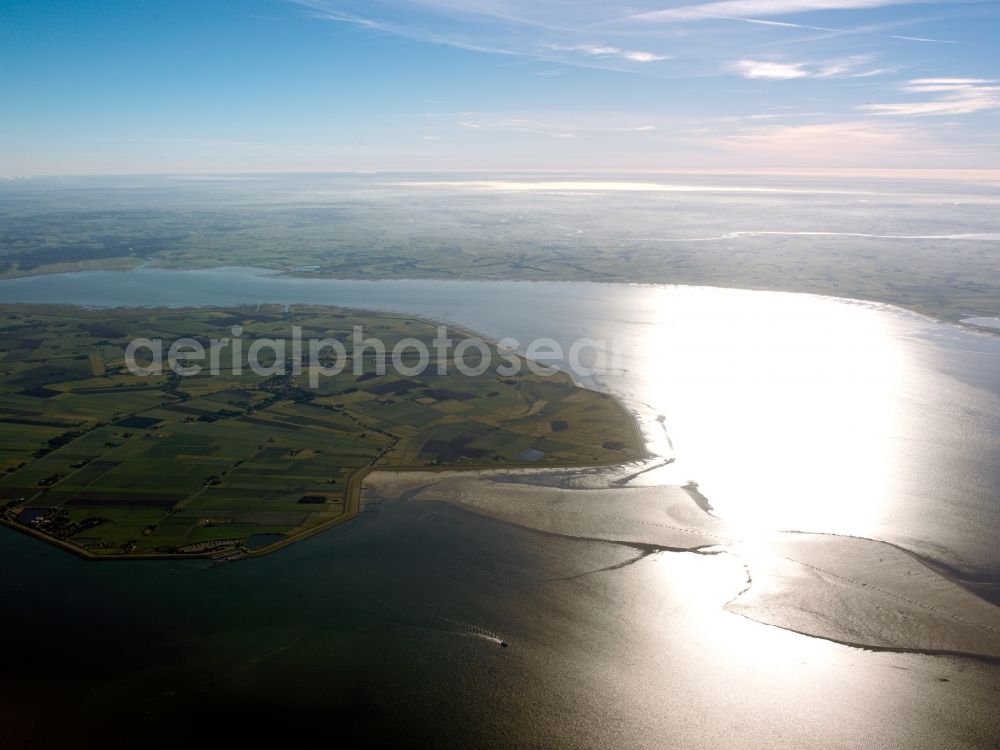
[632, 288, 908, 538]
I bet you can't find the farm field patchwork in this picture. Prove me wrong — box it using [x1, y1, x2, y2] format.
[0, 304, 643, 558]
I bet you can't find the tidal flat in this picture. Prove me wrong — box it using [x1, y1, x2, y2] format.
[367, 470, 1000, 659]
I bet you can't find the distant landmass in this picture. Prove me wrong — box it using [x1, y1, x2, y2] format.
[1, 174, 998, 322]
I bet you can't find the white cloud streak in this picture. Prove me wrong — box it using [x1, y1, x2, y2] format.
[730, 55, 890, 79]
[630, 0, 932, 22]
[709, 119, 921, 164]
[546, 43, 669, 62]
[861, 78, 1000, 116]
[732, 60, 812, 79]
[721, 15, 957, 43]
[455, 115, 659, 139]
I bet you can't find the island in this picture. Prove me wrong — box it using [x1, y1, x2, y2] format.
[0, 304, 644, 559]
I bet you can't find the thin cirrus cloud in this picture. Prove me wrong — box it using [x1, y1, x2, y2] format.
[730, 55, 890, 79]
[288, 0, 673, 71]
[720, 16, 957, 43]
[709, 119, 921, 164]
[628, 0, 936, 22]
[732, 60, 814, 79]
[545, 44, 669, 63]
[456, 115, 659, 139]
[860, 78, 1000, 115]
[289, 0, 968, 75]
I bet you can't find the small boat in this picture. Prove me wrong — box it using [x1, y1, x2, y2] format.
[500, 640, 509, 648]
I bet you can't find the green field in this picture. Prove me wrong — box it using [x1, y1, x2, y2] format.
[0, 304, 644, 559]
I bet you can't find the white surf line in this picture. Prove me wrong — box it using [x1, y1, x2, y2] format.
[629, 231, 1000, 242]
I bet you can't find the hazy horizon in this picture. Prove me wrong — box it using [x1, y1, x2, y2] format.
[7, 168, 1000, 180]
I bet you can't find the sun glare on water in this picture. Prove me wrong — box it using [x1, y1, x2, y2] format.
[637, 288, 908, 539]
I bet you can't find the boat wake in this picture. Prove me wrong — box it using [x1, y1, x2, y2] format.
[373, 596, 507, 646]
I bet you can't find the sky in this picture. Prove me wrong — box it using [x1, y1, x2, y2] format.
[1, 0, 998, 174]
